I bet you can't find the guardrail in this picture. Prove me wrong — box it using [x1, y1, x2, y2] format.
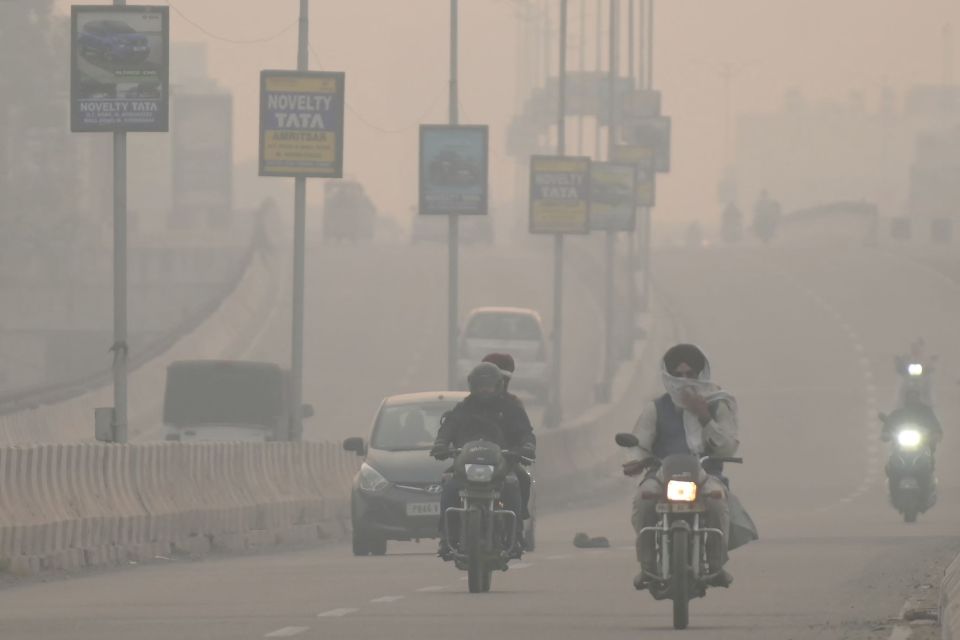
[0, 442, 356, 574]
[942, 552, 960, 640]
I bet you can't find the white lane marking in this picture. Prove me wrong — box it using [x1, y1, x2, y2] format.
[416, 585, 448, 592]
[370, 595, 404, 603]
[317, 608, 358, 618]
[265, 627, 309, 638]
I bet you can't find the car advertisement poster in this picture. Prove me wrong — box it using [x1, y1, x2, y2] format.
[589, 162, 637, 232]
[419, 125, 489, 216]
[529, 155, 591, 234]
[171, 93, 232, 229]
[71, 5, 169, 132]
[259, 70, 345, 178]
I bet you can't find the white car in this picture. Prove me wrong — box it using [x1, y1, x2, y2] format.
[457, 307, 551, 403]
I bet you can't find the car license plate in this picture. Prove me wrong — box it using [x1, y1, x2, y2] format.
[406, 502, 441, 517]
[656, 502, 705, 513]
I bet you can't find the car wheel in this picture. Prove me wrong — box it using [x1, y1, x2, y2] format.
[369, 536, 387, 556]
[352, 528, 370, 556]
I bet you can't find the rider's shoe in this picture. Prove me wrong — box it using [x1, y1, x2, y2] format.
[706, 568, 734, 588]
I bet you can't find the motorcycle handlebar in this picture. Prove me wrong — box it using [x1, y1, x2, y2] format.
[433, 448, 534, 465]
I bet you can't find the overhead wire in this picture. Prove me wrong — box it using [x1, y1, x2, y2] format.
[167, 3, 298, 45]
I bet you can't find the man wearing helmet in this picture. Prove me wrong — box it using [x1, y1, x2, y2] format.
[625, 344, 739, 589]
[431, 362, 535, 558]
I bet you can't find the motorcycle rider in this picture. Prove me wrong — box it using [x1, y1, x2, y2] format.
[481, 352, 535, 523]
[432, 362, 536, 559]
[624, 344, 739, 589]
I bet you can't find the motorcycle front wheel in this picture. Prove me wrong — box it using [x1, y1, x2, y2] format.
[671, 527, 690, 630]
[466, 509, 492, 593]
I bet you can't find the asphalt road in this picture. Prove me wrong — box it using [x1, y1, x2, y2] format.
[6, 245, 959, 640]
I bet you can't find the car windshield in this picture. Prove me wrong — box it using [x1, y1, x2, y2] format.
[163, 363, 284, 429]
[466, 313, 542, 341]
[370, 401, 455, 451]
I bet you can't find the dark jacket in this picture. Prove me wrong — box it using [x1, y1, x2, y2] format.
[434, 393, 536, 452]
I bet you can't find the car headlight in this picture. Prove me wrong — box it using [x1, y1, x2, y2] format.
[465, 464, 495, 483]
[358, 463, 389, 493]
[896, 429, 924, 450]
[907, 363, 923, 376]
[666, 480, 698, 502]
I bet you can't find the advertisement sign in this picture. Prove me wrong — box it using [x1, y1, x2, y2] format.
[70, 5, 170, 132]
[620, 89, 661, 119]
[635, 165, 656, 208]
[419, 125, 489, 215]
[171, 92, 233, 229]
[529, 155, 591, 234]
[259, 70, 345, 178]
[589, 163, 637, 232]
[621, 115, 671, 172]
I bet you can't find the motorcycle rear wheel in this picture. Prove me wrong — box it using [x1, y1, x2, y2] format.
[671, 527, 690, 630]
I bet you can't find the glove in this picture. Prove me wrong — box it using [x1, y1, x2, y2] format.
[430, 443, 451, 460]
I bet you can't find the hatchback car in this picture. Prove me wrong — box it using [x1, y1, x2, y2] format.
[344, 391, 535, 555]
[457, 307, 551, 403]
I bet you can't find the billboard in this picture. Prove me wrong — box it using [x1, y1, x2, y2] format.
[621, 115, 671, 172]
[529, 155, 591, 234]
[259, 70, 345, 178]
[71, 5, 170, 132]
[171, 92, 233, 229]
[419, 125, 489, 215]
[635, 165, 656, 208]
[589, 162, 637, 232]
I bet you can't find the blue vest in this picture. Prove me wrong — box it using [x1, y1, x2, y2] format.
[653, 393, 691, 458]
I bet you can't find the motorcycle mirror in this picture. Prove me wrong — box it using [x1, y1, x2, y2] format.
[615, 432, 640, 448]
[877, 412, 888, 423]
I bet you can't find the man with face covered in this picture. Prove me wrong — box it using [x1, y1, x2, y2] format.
[431, 362, 535, 558]
[625, 344, 739, 589]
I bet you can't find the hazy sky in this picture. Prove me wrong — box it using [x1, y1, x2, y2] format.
[56, 1, 960, 223]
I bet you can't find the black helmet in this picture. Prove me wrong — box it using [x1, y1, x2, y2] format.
[467, 362, 503, 395]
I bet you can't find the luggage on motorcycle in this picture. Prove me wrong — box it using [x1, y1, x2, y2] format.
[727, 492, 758, 551]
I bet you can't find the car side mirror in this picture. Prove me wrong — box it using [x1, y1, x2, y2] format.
[302, 403, 315, 420]
[343, 437, 366, 456]
[615, 432, 640, 448]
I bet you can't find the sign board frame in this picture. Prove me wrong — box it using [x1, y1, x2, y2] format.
[610, 145, 656, 207]
[589, 162, 637, 232]
[259, 70, 346, 178]
[418, 125, 489, 216]
[529, 155, 592, 235]
[70, 5, 170, 132]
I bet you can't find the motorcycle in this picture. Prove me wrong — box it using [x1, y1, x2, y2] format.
[616, 432, 743, 630]
[880, 417, 936, 523]
[438, 440, 531, 593]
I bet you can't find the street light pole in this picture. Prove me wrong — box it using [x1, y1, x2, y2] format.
[547, 0, 569, 428]
[624, 0, 636, 358]
[290, 0, 309, 440]
[638, 0, 653, 312]
[111, 0, 128, 443]
[446, 0, 460, 390]
[600, 0, 618, 399]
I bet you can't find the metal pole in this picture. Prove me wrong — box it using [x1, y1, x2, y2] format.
[111, 0, 128, 443]
[594, 0, 603, 160]
[548, 0, 568, 428]
[290, 0, 309, 440]
[447, 0, 460, 390]
[577, 0, 586, 155]
[624, 0, 636, 357]
[600, 0, 618, 397]
[638, 0, 652, 312]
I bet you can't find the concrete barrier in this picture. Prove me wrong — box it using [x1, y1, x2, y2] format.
[0, 441, 357, 574]
[0, 248, 281, 444]
[942, 552, 960, 640]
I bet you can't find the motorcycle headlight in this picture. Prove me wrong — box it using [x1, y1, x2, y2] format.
[907, 363, 923, 377]
[666, 480, 698, 502]
[465, 464, 495, 483]
[358, 463, 389, 493]
[896, 429, 924, 450]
